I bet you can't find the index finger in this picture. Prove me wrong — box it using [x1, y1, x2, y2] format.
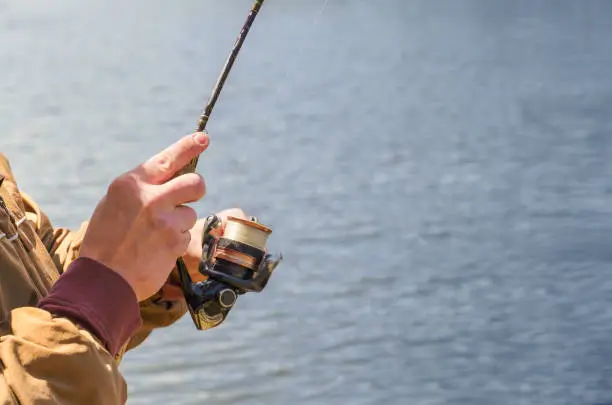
[136, 132, 209, 184]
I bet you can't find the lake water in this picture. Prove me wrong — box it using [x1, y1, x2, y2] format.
[2, 1, 612, 404]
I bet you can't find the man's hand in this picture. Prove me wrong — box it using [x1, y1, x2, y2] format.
[79, 132, 209, 301]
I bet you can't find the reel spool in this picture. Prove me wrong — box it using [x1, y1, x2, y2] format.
[178, 215, 282, 330]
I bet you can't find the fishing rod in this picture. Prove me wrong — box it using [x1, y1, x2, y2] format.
[175, 0, 282, 331]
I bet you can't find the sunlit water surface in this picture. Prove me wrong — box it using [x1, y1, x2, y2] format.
[2, 1, 612, 404]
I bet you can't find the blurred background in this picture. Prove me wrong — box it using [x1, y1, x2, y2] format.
[2, 0, 612, 404]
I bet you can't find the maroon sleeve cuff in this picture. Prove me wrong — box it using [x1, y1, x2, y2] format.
[38, 257, 142, 357]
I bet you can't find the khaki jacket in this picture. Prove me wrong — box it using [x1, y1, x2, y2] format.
[0, 153, 186, 404]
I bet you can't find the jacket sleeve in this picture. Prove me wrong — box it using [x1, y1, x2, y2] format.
[0, 257, 143, 405]
[0, 307, 127, 405]
[19, 192, 187, 351]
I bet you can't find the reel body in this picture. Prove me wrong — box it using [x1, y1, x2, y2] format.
[178, 215, 281, 330]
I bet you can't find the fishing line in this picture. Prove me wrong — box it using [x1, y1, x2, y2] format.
[314, 0, 332, 26]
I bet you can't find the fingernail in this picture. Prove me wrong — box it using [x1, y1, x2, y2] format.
[194, 131, 209, 146]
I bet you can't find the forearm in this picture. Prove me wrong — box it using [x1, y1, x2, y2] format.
[0, 258, 141, 404]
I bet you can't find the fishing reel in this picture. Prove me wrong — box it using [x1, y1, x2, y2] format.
[177, 215, 282, 330]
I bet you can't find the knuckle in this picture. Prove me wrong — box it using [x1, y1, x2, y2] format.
[167, 173, 206, 203]
[107, 175, 127, 195]
[149, 213, 172, 232]
[153, 153, 175, 176]
[185, 173, 206, 197]
[107, 173, 138, 198]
